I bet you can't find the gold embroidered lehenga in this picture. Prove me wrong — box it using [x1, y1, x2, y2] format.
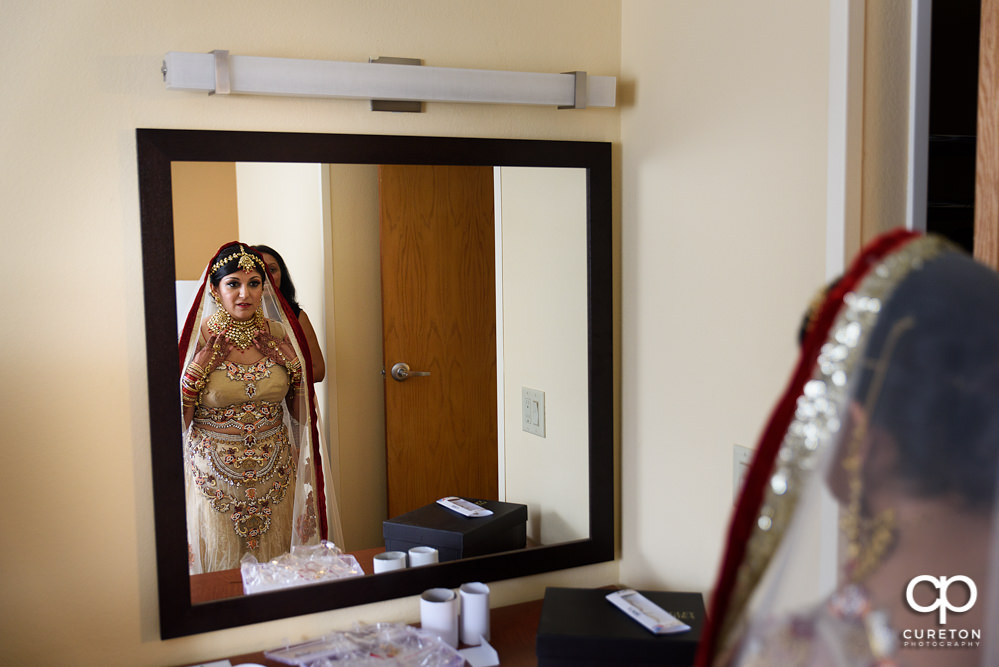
[698, 231, 999, 666]
[180, 242, 341, 574]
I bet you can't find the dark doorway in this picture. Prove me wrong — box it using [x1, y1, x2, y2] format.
[926, 0, 981, 252]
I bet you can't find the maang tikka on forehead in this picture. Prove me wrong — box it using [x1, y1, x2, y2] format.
[210, 244, 266, 276]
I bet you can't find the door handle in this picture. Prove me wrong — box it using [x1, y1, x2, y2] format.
[390, 362, 431, 382]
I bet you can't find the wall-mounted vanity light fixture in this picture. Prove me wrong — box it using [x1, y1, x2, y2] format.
[162, 51, 616, 110]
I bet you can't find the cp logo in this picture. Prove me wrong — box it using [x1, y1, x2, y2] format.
[906, 575, 977, 624]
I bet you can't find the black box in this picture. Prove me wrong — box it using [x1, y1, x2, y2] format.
[382, 498, 527, 562]
[535, 587, 705, 667]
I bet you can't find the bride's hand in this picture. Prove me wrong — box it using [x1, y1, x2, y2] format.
[193, 334, 230, 368]
[255, 329, 299, 368]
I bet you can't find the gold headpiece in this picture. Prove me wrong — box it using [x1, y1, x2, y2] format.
[210, 244, 265, 276]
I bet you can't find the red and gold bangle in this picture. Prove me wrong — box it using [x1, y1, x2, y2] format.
[182, 361, 209, 408]
[286, 357, 303, 386]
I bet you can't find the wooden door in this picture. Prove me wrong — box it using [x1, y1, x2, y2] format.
[380, 165, 498, 518]
[975, 0, 999, 267]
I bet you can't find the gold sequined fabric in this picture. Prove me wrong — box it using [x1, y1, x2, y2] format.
[187, 358, 297, 573]
[188, 425, 295, 556]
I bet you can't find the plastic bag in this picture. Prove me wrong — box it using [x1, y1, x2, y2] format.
[264, 622, 464, 667]
[241, 541, 364, 595]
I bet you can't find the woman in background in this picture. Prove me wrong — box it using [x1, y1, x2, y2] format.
[179, 242, 331, 573]
[698, 230, 999, 666]
[254, 244, 326, 383]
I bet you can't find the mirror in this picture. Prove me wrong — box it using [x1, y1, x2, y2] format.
[138, 129, 614, 638]
[174, 161, 591, 570]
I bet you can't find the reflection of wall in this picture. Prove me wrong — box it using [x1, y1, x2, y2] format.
[235, 162, 336, 533]
[235, 163, 327, 337]
[327, 164, 386, 552]
[500, 167, 589, 544]
[171, 162, 238, 280]
[234, 163, 327, 386]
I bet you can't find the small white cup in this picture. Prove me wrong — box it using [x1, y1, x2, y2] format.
[420, 587, 459, 647]
[372, 550, 407, 573]
[408, 545, 439, 567]
[459, 581, 491, 645]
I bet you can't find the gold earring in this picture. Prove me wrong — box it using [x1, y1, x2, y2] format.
[839, 426, 897, 582]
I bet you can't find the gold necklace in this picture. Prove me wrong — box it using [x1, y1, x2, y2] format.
[207, 308, 265, 350]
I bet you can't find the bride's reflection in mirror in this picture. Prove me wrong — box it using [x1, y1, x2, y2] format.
[173, 160, 591, 602]
[179, 242, 342, 575]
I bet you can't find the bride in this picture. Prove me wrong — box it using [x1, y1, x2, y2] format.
[179, 242, 340, 573]
[698, 230, 999, 666]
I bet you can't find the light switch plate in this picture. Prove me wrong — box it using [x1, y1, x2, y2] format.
[522, 387, 546, 437]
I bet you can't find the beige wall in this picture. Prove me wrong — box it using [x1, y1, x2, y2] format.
[619, 0, 832, 592]
[327, 163, 387, 552]
[0, 1, 620, 665]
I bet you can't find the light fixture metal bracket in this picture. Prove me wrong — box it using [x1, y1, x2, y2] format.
[559, 71, 588, 110]
[211, 49, 231, 96]
[369, 57, 423, 113]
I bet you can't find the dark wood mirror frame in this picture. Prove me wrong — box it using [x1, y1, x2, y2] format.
[137, 128, 614, 639]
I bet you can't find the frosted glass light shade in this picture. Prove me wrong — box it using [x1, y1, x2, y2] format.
[162, 51, 616, 108]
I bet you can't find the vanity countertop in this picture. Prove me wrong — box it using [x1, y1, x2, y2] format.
[181, 595, 545, 667]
